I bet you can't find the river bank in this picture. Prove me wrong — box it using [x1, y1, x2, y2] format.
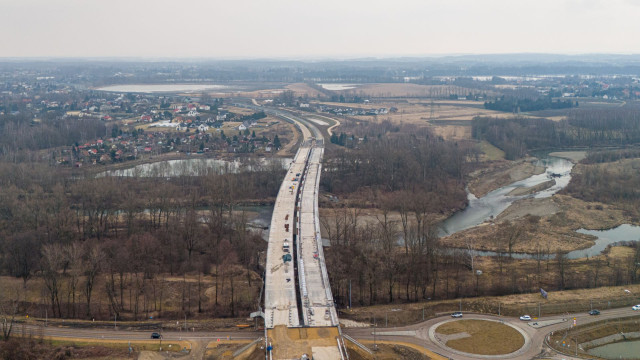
[467, 158, 546, 198]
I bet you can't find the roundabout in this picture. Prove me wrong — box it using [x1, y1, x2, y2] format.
[429, 317, 531, 358]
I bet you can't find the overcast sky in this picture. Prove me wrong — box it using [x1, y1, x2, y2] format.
[1, 0, 639, 59]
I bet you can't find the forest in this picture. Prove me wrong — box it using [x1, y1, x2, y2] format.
[0, 160, 285, 321]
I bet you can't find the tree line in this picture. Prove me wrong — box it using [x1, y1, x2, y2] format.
[472, 109, 640, 159]
[484, 96, 576, 113]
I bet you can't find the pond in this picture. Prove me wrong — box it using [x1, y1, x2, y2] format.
[439, 156, 574, 237]
[588, 340, 640, 359]
[97, 157, 292, 177]
[317, 83, 360, 91]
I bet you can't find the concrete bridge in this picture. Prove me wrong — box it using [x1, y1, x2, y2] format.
[262, 111, 346, 360]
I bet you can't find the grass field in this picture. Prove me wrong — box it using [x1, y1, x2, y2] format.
[435, 319, 524, 355]
[478, 140, 505, 161]
[47, 339, 188, 352]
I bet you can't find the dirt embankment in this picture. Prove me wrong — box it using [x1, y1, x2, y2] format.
[467, 158, 545, 197]
[507, 179, 555, 196]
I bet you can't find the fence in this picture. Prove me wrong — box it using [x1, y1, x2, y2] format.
[339, 296, 640, 328]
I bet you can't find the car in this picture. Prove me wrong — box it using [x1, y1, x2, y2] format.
[151, 332, 162, 339]
[633, 304, 640, 311]
[589, 309, 600, 315]
[519, 315, 532, 321]
[451, 312, 463, 318]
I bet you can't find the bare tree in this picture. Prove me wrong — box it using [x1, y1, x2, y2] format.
[41, 243, 64, 317]
[83, 241, 104, 318]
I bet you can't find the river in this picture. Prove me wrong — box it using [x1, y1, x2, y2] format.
[439, 156, 574, 237]
[438, 155, 640, 259]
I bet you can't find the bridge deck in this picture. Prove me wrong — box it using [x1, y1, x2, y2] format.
[264, 144, 311, 328]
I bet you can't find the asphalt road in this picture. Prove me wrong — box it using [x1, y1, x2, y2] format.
[15, 324, 261, 342]
[343, 306, 640, 360]
[13, 306, 637, 359]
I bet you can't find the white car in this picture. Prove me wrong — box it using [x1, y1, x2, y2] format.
[519, 315, 532, 321]
[632, 305, 640, 311]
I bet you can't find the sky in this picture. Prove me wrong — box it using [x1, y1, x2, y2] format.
[0, 0, 639, 59]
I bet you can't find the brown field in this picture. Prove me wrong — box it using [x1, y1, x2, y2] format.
[430, 125, 471, 140]
[435, 320, 524, 355]
[0, 265, 262, 325]
[285, 83, 326, 98]
[355, 340, 445, 359]
[316, 99, 552, 141]
[340, 83, 489, 98]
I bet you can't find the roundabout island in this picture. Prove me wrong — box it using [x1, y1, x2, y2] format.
[429, 318, 530, 358]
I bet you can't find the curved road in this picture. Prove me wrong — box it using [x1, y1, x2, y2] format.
[344, 306, 639, 359]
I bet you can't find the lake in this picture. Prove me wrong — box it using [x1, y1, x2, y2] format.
[96, 84, 233, 93]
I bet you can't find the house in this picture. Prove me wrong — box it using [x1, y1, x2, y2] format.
[140, 115, 152, 122]
[238, 124, 247, 131]
[187, 110, 198, 117]
[197, 124, 209, 132]
[198, 105, 211, 111]
[299, 103, 310, 108]
[144, 146, 153, 152]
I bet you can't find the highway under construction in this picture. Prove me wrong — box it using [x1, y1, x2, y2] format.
[262, 110, 347, 360]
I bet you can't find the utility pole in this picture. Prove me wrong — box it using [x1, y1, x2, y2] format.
[114, 314, 117, 331]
